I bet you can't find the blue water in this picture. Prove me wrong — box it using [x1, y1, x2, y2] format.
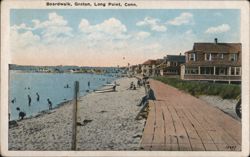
[9, 71, 116, 120]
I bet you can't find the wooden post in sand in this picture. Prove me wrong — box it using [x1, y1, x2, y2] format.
[72, 81, 79, 150]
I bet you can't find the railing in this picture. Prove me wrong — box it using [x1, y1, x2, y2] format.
[184, 74, 241, 81]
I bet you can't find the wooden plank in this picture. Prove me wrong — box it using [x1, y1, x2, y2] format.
[191, 107, 241, 151]
[174, 100, 219, 151]
[171, 95, 217, 151]
[187, 106, 226, 149]
[141, 101, 156, 150]
[191, 100, 241, 145]
[161, 101, 178, 151]
[151, 101, 165, 150]
[189, 106, 240, 151]
[167, 104, 192, 151]
[175, 108, 205, 151]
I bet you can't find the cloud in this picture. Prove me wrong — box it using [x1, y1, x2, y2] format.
[11, 29, 40, 49]
[135, 31, 151, 40]
[167, 12, 194, 26]
[205, 24, 230, 34]
[11, 12, 73, 44]
[136, 17, 167, 32]
[79, 18, 129, 41]
[11, 23, 33, 31]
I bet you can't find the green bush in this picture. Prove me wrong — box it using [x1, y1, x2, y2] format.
[153, 76, 241, 99]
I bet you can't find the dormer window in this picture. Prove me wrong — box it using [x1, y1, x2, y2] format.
[229, 53, 238, 61]
[218, 53, 224, 59]
[205, 53, 224, 61]
[189, 53, 196, 61]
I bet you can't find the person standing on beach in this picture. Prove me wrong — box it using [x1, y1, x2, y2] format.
[88, 81, 90, 89]
[28, 95, 31, 106]
[36, 92, 40, 102]
[47, 98, 52, 110]
[16, 107, 26, 120]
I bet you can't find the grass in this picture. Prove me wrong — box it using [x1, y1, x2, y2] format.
[153, 76, 241, 99]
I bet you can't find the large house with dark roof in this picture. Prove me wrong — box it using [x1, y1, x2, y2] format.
[157, 54, 185, 76]
[180, 39, 242, 83]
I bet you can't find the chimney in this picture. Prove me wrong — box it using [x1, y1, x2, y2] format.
[214, 38, 218, 44]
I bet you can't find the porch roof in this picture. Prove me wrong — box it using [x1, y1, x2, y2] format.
[183, 61, 241, 67]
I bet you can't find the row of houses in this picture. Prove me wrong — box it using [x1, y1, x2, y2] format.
[128, 38, 242, 84]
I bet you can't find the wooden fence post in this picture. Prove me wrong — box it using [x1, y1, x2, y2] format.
[72, 81, 79, 150]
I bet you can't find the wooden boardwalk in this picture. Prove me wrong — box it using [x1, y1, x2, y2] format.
[140, 79, 241, 151]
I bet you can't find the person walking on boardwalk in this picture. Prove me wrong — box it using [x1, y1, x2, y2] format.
[47, 98, 52, 110]
[28, 95, 31, 106]
[36, 92, 40, 102]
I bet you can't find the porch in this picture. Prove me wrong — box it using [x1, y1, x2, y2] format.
[181, 65, 241, 83]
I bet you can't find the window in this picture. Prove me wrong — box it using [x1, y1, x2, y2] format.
[185, 67, 198, 74]
[229, 53, 238, 61]
[231, 67, 235, 75]
[200, 67, 214, 75]
[236, 67, 241, 75]
[218, 54, 224, 59]
[215, 67, 227, 75]
[171, 62, 177, 66]
[189, 53, 196, 61]
[205, 53, 210, 61]
[205, 53, 224, 61]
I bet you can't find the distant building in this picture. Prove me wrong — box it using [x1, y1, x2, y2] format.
[128, 65, 136, 75]
[180, 38, 241, 83]
[157, 54, 185, 76]
[134, 64, 142, 75]
[141, 59, 164, 76]
[141, 60, 157, 76]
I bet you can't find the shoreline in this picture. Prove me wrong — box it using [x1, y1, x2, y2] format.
[9, 77, 146, 150]
[10, 78, 116, 123]
[9, 71, 119, 121]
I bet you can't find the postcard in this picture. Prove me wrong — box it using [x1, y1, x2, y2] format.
[1, 0, 249, 157]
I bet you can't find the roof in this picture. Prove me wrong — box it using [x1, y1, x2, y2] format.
[155, 59, 164, 65]
[142, 59, 157, 65]
[184, 61, 241, 67]
[186, 43, 241, 54]
[165, 55, 185, 62]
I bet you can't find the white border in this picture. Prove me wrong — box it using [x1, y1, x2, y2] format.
[1, 0, 249, 156]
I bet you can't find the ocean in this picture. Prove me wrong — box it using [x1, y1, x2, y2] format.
[9, 70, 117, 120]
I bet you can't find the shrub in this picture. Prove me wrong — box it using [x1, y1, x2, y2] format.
[153, 76, 241, 99]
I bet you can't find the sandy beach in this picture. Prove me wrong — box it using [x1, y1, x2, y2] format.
[9, 77, 146, 151]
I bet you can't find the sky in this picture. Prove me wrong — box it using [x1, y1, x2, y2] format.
[10, 9, 240, 67]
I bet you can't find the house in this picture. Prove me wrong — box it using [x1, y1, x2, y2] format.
[134, 64, 142, 75]
[180, 38, 242, 84]
[157, 54, 185, 76]
[128, 64, 142, 75]
[128, 65, 137, 75]
[154, 59, 165, 76]
[140, 59, 164, 76]
[141, 59, 157, 76]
